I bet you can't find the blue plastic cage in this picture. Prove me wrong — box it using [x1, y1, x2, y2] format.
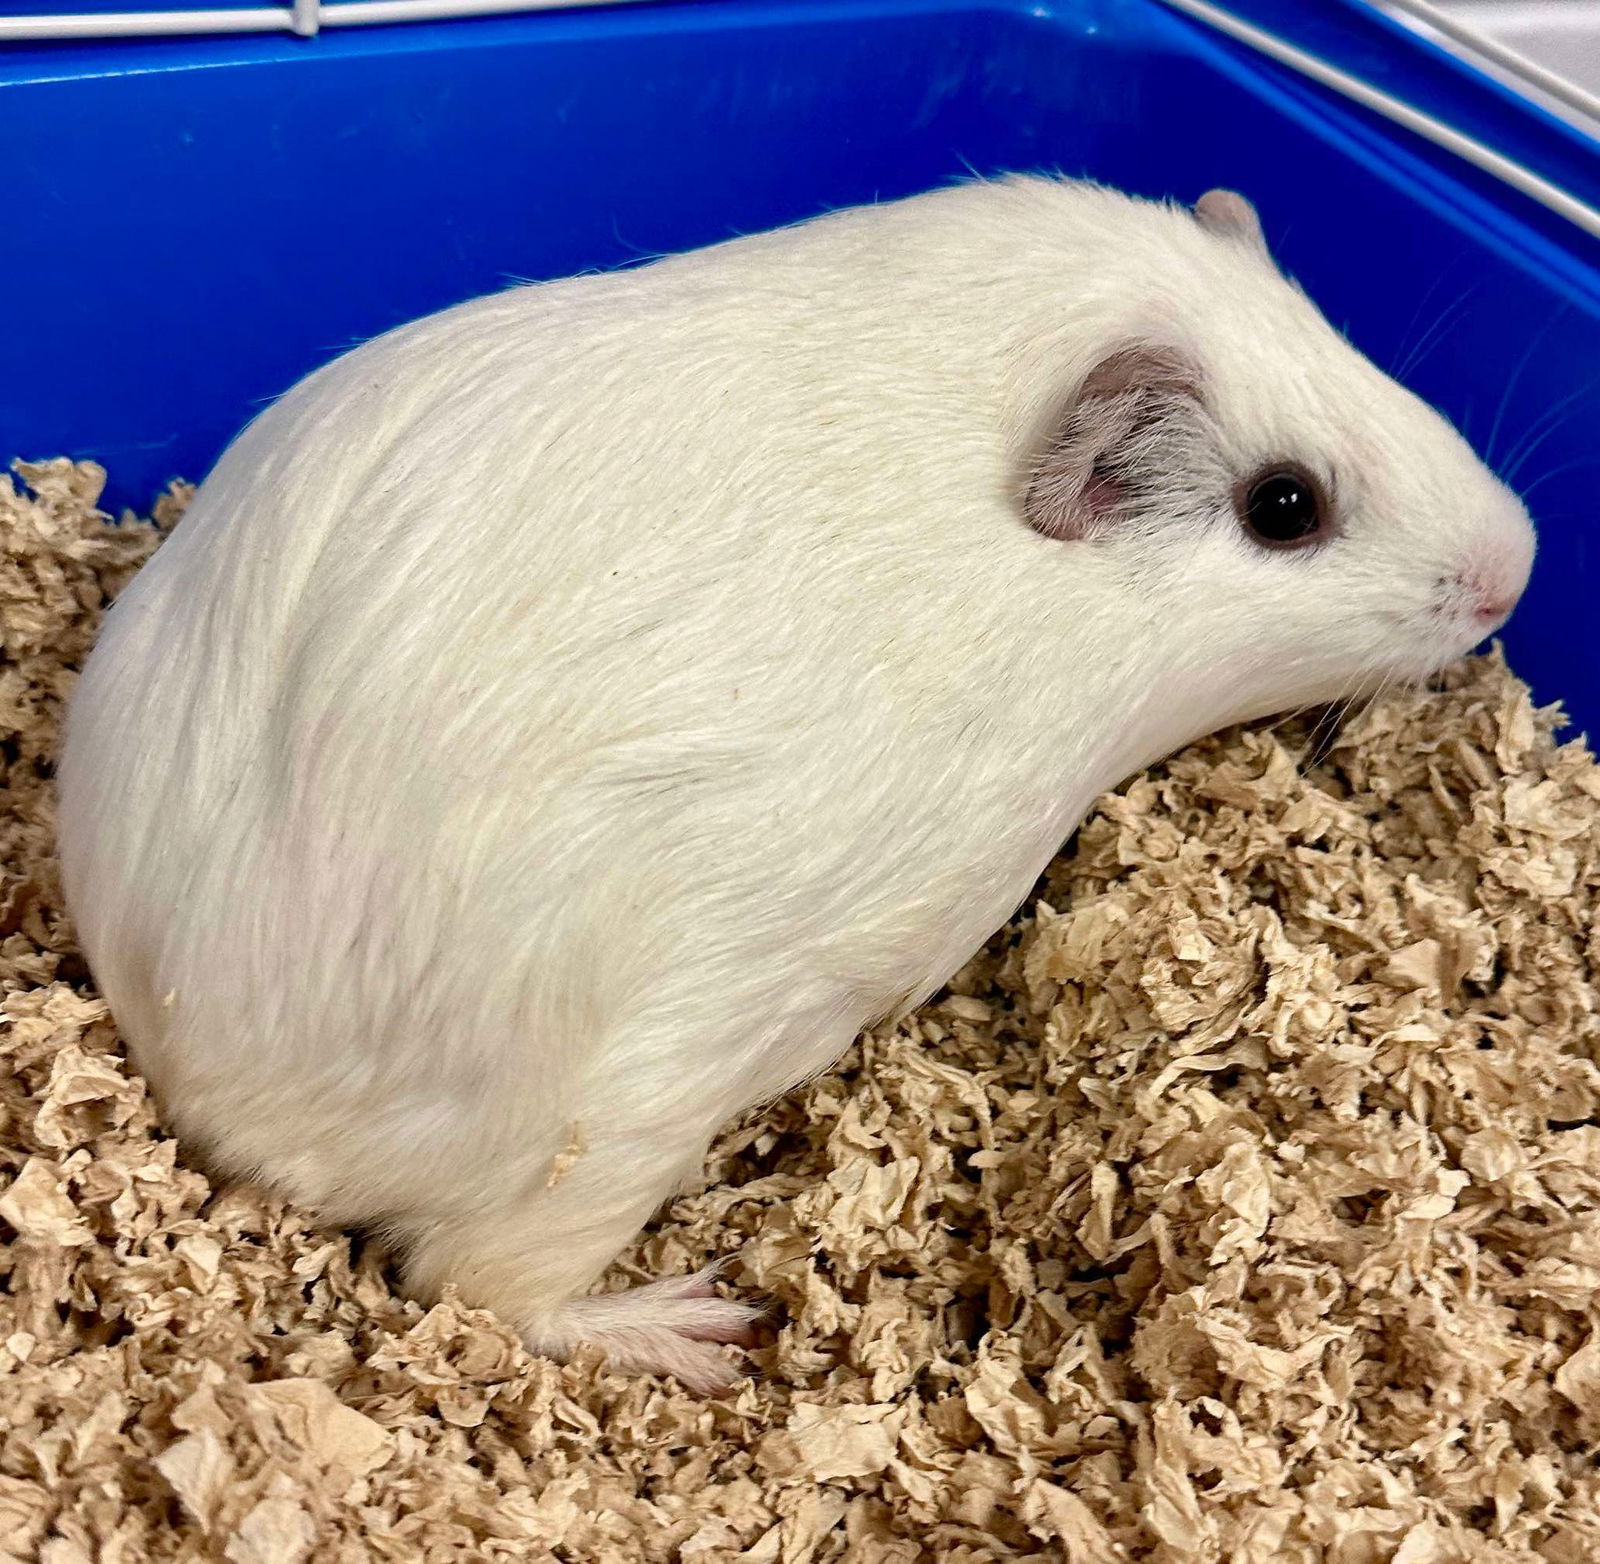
[3, 0, 1598, 731]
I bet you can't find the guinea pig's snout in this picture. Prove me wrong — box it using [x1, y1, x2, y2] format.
[1432, 495, 1536, 635]
[1454, 568, 1519, 625]
[1444, 541, 1533, 630]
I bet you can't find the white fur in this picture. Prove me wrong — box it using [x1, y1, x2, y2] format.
[56, 176, 1535, 1392]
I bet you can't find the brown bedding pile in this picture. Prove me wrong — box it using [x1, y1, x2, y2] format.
[2, 458, 1598, 1563]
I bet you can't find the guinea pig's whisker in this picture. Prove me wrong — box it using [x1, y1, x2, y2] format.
[1390, 283, 1477, 385]
[1517, 454, 1600, 502]
[1264, 630, 1412, 783]
[1501, 372, 1600, 488]
[1484, 302, 1570, 473]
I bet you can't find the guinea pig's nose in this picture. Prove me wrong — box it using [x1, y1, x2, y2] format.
[1474, 591, 1519, 624]
[1451, 565, 1522, 625]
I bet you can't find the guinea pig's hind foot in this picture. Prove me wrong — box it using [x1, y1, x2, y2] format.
[531, 1265, 765, 1395]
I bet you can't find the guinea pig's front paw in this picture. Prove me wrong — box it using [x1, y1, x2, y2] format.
[533, 1265, 766, 1396]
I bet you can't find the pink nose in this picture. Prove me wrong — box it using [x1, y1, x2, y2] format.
[1452, 565, 1522, 626]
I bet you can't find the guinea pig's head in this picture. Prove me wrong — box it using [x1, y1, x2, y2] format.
[1020, 188, 1536, 731]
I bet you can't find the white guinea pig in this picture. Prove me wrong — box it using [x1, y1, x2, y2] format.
[58, 176, 1534, 1393]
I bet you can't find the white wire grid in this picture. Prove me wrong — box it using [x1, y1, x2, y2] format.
[0, 0, 650, 39]
[1, 0, 1596, 242]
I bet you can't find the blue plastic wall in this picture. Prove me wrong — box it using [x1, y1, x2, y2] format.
[3, 0, 1598, 731]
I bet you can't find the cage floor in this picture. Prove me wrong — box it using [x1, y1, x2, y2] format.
[3, 460, 1599, 1563]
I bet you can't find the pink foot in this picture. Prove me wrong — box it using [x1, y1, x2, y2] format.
[533, 1264, 765, 1395]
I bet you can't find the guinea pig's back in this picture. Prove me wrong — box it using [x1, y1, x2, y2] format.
[59, 179, 1154, 1213]
[57, 203, 1037, 1194]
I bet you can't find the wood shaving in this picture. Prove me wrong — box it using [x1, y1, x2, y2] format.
[2, 458, 1598, 1562]
[547, 1124, 589, 1191]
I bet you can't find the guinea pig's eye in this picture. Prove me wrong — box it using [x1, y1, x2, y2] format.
[1239, 468, 1327, 548]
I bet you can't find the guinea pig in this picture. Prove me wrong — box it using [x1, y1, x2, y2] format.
[57, 175, 1535, 1393]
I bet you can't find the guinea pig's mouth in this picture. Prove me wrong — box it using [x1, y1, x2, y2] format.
[1428, 579, 1523, 654]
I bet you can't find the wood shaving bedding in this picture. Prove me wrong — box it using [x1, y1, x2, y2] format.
[2, 458, 1598, 1563]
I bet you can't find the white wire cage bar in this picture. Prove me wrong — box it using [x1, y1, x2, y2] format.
[1379, 0, 1600, 130]
[0, 0, 652, 41]
[2, 0, 1596, 243]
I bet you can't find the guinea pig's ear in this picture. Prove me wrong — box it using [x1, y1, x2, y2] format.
[1194, 189, 1270, 259]
[1023, 343, 1201, 543]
